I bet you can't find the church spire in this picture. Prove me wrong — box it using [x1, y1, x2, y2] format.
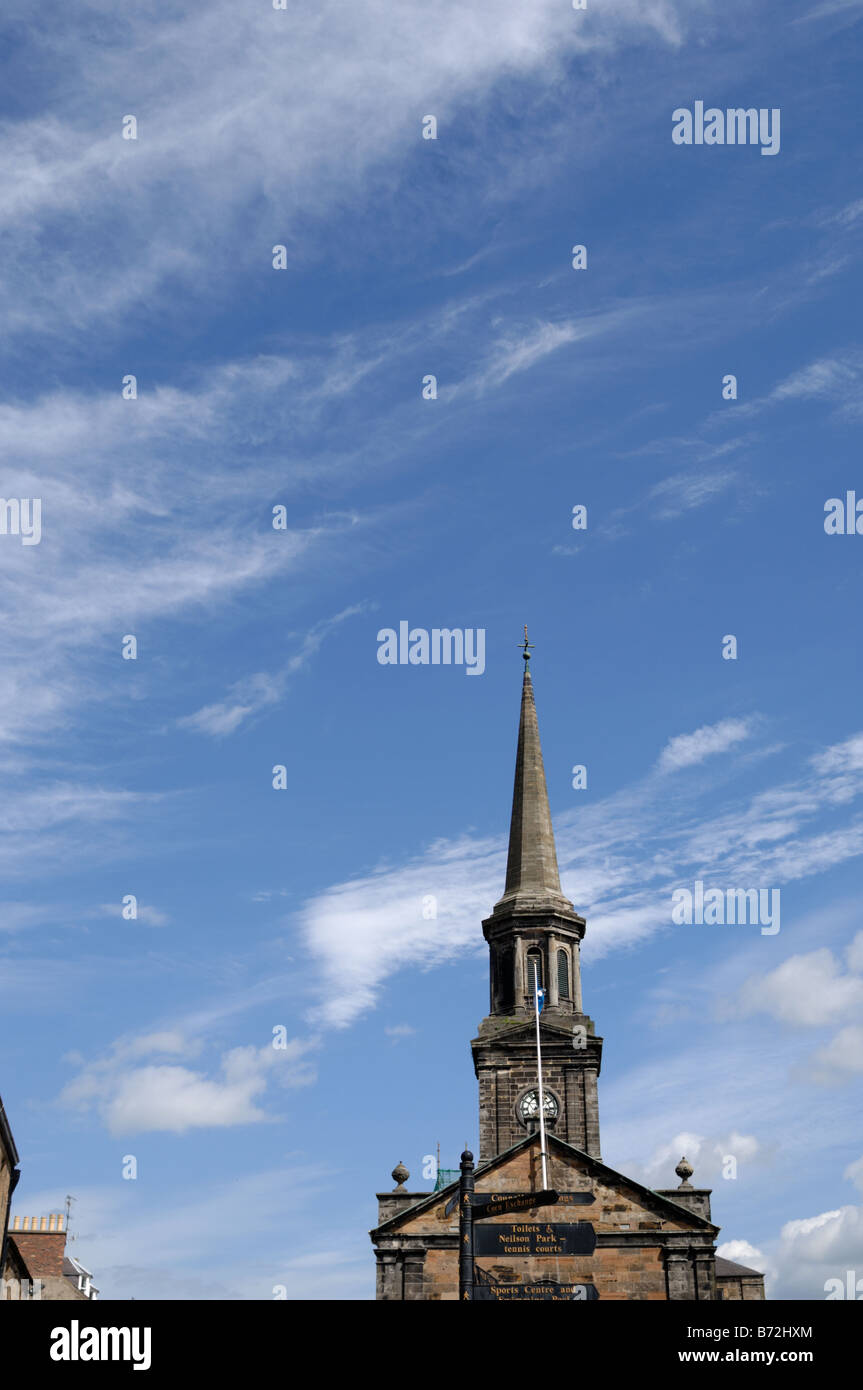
[473, 635, 601, 1161]
[492, 632, 575, 918]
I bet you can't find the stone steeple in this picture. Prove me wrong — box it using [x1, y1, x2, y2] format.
[493, 651, 576, 920]
[471, 639, 603, 1162]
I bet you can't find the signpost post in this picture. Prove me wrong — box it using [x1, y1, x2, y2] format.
[457, 1148, 475, 1302]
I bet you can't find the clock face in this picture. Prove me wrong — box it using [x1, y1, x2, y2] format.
[518, 1089, 559, 1123]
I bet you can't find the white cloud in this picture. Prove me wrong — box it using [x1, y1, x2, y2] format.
[692, 1164, 863, 1298]
[177, 674, 283, 738]
[809, 1026, 863, 1080]
[457, 308, 642, 397]
[729, 353, 863, 423]
[657, 718, 754, 773]
[647, 469, 739, 521]
[61, 1030, 318, 1135]
[302, 836, 499, 1028]
[624, 1130, 762, 1190]
[771, 357, 859, 402]
[812, 732, 863, 779]
[830, 198, 863, 227]
[737, 949, 863, 1028]
[105, 1064, 268, 1136]
[715, 1239, 772, 1279]
[770, 1205, 863, 1298]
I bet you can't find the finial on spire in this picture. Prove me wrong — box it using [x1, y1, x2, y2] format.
[520, 625, 535, 663]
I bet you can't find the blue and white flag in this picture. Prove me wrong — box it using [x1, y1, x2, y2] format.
[536, 987, 546, 1013]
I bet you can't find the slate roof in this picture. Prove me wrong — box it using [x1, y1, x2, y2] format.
[715, 1256, 764, 1278]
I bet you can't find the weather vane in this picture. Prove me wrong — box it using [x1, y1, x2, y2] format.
[521, 625, 534, 662]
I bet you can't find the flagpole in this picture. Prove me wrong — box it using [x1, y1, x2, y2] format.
[533, 965, 549, 1191]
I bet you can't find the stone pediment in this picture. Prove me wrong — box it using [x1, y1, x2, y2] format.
[372, 1130, 717, 1240]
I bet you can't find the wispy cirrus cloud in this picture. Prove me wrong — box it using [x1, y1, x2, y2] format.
[594, 456, 753, 543]
[298, 723, 863, 1028]
[0, 0, 696, 341]
[455, 307, 644, 397]
[713, 352, 863, 424]
[657, 717, 755, 772]
[645, 469, 740, 520]
[0, 784, 157, 876]
[178, 605, 369, 738]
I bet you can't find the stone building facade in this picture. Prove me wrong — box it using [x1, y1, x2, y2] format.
[370, 651, 766, 1301]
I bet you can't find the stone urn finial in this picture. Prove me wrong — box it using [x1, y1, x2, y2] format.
[391, 1161, 410, 1190]
[675, 1156, 694, 1189]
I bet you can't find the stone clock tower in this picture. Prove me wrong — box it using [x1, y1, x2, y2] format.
[471, 644, 603, 1162]
[369, 641, 766, 1301]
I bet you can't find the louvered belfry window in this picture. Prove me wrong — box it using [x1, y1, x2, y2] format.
[558, 948, 570, 1000]
[498, 946, 514, 1011]
[526, 949, 543, 994]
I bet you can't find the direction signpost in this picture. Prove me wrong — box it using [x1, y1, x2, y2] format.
[472, 1278, 599, 1302]
[457, 1149, 599, 1302]
[470, 1189, 558, 1217]
[473, 1221, 597, 1258]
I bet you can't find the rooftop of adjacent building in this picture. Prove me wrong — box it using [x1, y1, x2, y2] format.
[5, 1212, 99, 1300]
[10, 1213, 67, 1232]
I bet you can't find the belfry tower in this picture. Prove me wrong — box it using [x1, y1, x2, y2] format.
[471, 637, 603, 1161]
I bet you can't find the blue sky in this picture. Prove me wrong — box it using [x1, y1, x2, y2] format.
[1, 0, 862, 1300]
